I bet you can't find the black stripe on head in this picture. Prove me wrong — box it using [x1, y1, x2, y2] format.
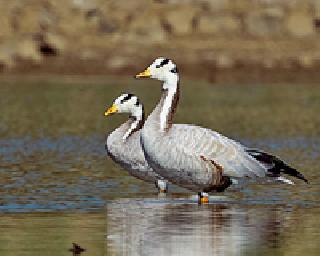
[160, 58, 169, 66]
[120, 93, 134, 104]
[156, 58, 170, 68]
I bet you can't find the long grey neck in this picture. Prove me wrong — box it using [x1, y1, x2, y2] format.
[147, 76, 180, 132]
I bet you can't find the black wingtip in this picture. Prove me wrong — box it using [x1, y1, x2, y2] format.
[297, 173, 309, 184]
[281, 165, 309, 184]
[246, 148, 309, 184]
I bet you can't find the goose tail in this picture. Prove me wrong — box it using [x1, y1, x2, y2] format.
[246, 149, 308, 183]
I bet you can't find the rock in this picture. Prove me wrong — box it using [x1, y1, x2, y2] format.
[216, 54, 234, 68]
[128, 13, 166, 42]
[286, 11, 315, 37]
[262, 58, 276, 69]
[315, 1, 320, 18]
[165, 6, 198, 35]
[264, 6, 285, 19]
[201, 0, 229, 12]
[12, 7, 42, 34]
[71, 0, 97, 11]
[16, 38, 42, 63]
[106, 56, 128, 69]
[0, 0, 320, 77]
[166, 0, 195, 4]
[298, 54, 314, 68]
[198, 15, 241, 35]
[245, 8, 285, 37]
[228, 0, 253, 13]
[97, 17, 119, 34]
[104, 0, 148, 12]
[45, 33, 66, 52]
[0, 37, 43, 67]
[80, 49, 98, 60]
[0, 43, 15, 69]
[0, 15, 12, 38]
[83, 8, 117, 34]
[34, 32, 66, 56]
[57, 11, 90, 37]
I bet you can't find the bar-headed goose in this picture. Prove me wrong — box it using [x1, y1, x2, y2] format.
[135, 57, 308, 203]
[104, 93, 168, 193]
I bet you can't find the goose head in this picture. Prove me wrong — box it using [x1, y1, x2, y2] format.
[135, 57, 179, 85]
[104, 93, 144, 119]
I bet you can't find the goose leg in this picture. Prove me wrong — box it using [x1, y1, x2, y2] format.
[155, 179, 168, 193]
[198, 192, 209, 204]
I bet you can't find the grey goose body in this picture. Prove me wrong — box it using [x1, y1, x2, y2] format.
[106, 121, 160, 183]
[136, 57, 308, 198]
[105, 93, 168, 192]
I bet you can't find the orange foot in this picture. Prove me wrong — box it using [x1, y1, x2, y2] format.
[198, 192, 209, 204]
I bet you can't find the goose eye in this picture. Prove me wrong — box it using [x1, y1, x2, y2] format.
[156, 65, 160, 68]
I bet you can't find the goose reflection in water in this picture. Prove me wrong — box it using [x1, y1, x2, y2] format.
[106, 199, 288, 256]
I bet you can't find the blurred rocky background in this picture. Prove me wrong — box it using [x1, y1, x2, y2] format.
[1, 0, 320, 83]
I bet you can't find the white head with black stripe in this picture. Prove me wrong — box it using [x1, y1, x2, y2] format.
[104, 93, 144, 120]
[135, 57, 179, 87]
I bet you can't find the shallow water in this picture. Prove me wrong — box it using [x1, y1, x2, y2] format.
[0, 76, 319, 255]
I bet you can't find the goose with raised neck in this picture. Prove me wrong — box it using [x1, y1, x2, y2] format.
[135, 57, 308, 203]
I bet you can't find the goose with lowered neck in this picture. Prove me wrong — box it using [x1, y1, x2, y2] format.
[104, 93, 168, 193]
[135, 57, 308, 203]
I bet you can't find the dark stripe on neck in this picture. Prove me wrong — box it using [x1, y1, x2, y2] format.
[170, 67, 178, 73]
[126, 117, 144, 139]
[125, 106, 145, 139]
[161, 81, 180, 131]
[129, 105, 145, 122]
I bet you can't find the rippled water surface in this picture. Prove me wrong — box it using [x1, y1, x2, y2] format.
[0, 76, 319, 255]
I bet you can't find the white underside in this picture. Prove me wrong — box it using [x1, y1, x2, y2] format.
[276, 176, 295, 185]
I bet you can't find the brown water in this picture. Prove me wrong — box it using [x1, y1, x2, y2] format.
[0, 76, 319, 255]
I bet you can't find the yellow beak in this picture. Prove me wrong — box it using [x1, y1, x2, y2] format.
[104, 104, 118, 116]
[135, 67, 151, 78]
